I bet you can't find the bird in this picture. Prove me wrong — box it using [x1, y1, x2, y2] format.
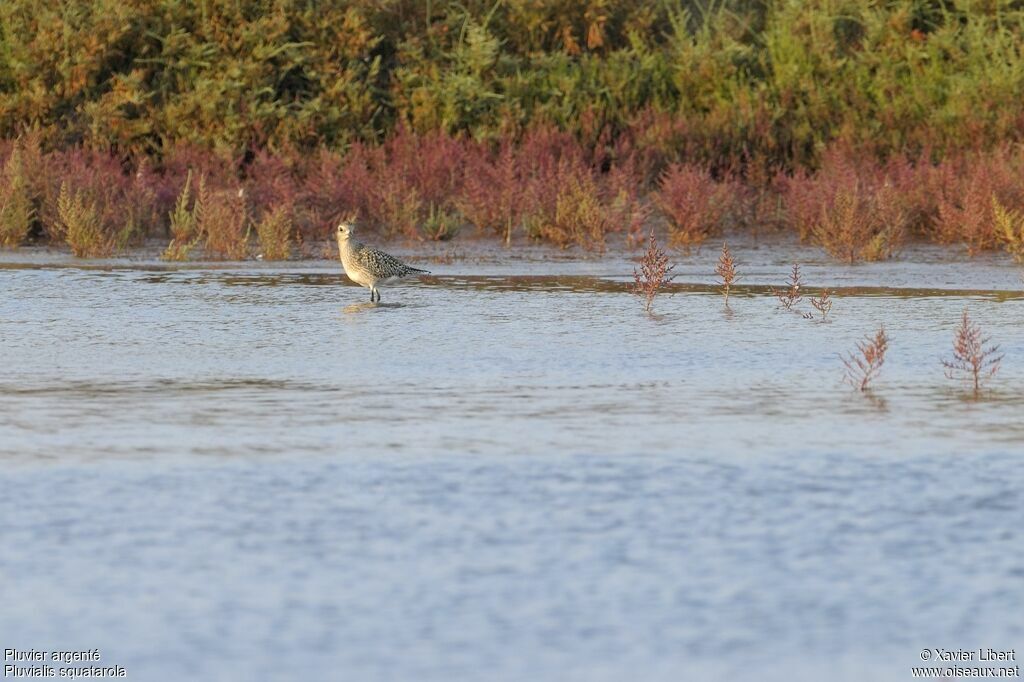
[335, 219, 429, 302]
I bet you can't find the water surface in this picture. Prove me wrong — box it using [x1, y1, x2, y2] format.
[1, 242, 1022, 681]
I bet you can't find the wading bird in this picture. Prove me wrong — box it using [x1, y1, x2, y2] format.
[335, 220, 429, 302]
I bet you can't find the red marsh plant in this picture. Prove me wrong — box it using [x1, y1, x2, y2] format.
[881, 151, 947, 237]
[655, 163, 734, 250]
[292, 142, 381, 240]
[715, 242, 738, 306]
[935, 161, 999, 253]
[773, 263, 804, 310]
[942, 309, 1002, 395]
[841, 325, 889, 391]
[933, 149, 1024, 254]
[371, 129, 469, 240]
[313, 130, 470, 241]
[374, 169, 423, 239]
[41, 144, 150, 250]
[517, 128, 607, 249]
[810, 289, 833, 321]
[383, 129, 467, 217]
[197, 177, 249, 260]
[245, 151, 304, 221]
[518, 124, 592, 174]
[633, 230, 675, 312]
[120, 158, 163, 246]
[734, 162, 787, 234]
[160, 142, 238, 192]
[780, 170, 820, 244]
[455, 141, 522, 244]
[300, 148, 368, 240]
[784, 150, 907, 263]
[495, 128, 647, 250]
[606, 157, 651, 246]
[617, 108, 694, 188]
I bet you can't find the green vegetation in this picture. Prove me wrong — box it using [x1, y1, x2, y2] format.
[2, 0, 1024, 165]
[56, 180, 114, 257]
[2, 1, 1024, 259]
[256, 204, 294, 260]
[0, 142, 34, 245]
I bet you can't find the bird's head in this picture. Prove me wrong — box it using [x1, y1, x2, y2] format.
[336, 218, 356, 242]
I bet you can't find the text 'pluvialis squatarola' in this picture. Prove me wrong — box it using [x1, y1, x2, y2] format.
[335, 220, 429, 302]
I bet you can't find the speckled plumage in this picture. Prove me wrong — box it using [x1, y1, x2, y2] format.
[336, 221, 428, 302]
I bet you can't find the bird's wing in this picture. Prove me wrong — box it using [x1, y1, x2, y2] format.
[357, 247, 411, 275]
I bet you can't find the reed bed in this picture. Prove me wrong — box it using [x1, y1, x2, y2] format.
[2, 134, 1024, 260]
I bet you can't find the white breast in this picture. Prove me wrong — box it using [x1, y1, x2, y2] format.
[341, 259, 372, 287]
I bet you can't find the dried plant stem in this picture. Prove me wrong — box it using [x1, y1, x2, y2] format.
[841, 325, 889, 391]
[633, 230, 676, 313]
[942, 309, 1002, 394]
[715, 242, 737, 305]
[810, 289, 833, 320]
[773, 263, 804, 309]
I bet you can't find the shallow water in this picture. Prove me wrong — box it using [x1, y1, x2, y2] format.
[2, 243, 1023, 681]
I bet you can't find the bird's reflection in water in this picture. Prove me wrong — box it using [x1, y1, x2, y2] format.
[342, 302, 406, 314]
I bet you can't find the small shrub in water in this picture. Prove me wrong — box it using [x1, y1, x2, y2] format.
[633, 230, 675, 312]
[773, 263, 804, 310]
[715, 242, 737, 306]
[810, 289, 833, 321]
[841, 326, 889, 391]
[942, 309, 1002, 395]
[255, 205, 293, 260]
